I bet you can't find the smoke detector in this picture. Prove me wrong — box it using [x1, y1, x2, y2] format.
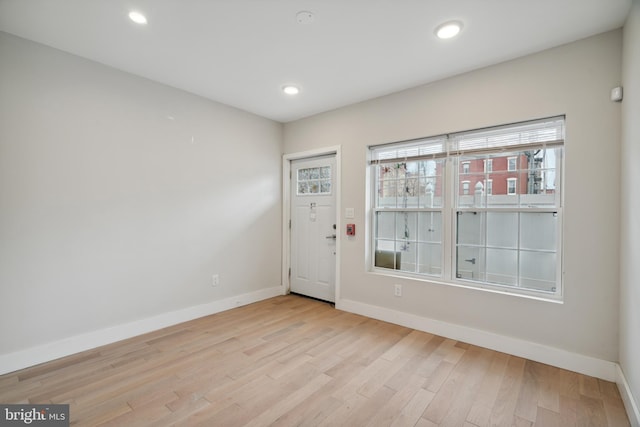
[296, 11, 315, 24]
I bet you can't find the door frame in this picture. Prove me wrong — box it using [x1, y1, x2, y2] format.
[283, 146, 341, 302]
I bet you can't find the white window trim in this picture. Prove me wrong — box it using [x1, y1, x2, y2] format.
[486, 179, 493, 195]
[369, 116, 565, 301]
[507, 156, 517, 172]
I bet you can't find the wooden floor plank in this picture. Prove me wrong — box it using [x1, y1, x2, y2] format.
[577, 394, 609, 427]
[390, 387, 435, 427]
[559, 394, 579, 427]
[365, 374, 428, 426]
[465, 351, 510, 426]
[488, 355, 527, 427]
[0, 294, 629, 427]
[438, 347, 494, 427]
[515, 360, 540, 422]
[340, 385, 396, 426]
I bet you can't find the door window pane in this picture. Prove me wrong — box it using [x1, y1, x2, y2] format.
[297, 167, 331, 195]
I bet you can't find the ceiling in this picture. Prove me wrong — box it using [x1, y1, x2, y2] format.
[0, 0, 632, 123]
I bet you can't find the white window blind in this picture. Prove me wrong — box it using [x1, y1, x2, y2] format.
[370, 116, 565, 164]
[371, 137, 447, 163]
[450, 117, 565, 155]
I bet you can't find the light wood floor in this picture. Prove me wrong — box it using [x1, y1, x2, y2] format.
[0, 295, 630, 426]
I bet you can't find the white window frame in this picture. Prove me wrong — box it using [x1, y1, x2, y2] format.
[462, 162, 470, 174]
[484, 159, 493, 173]
[507, 156, 517, 172]
[486, 179, 493, 195]
[507, 178, 517, 195]
[369, 116, 565, 300]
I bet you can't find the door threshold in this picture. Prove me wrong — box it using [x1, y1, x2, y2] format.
[289, 292, 335, 308]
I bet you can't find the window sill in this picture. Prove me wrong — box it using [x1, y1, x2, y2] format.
[368, 268, 564, 304]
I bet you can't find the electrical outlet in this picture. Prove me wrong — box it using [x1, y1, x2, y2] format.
[212, 274, 220, 287]
[394, 284, 402, 297]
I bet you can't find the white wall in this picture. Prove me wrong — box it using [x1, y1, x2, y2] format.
[620, 0, 640, 420]
[0, 33, 283, 358]
[284, 30, 622, 363]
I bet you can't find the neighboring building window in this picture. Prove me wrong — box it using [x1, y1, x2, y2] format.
[370, 116, 564, 298]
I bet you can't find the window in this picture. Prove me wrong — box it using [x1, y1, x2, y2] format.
[370, 117, 564, 298]
[462, 181, 470, 195]
[297, 166, 331, 195]
[371, 136, 445, 275]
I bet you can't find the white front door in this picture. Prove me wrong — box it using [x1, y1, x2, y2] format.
[290, 155, 336, 302]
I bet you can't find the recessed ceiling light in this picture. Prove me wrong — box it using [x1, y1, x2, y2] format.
[435, 21, 462, 39]
[128, 11, 147, 25]
[282, 85, 300, 95]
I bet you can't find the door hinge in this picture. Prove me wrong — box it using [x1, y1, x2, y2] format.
[288, 268, 291, 278]
[289, 219, 291, 229]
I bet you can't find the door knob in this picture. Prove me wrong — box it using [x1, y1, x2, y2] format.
[325, 234, 337, 239]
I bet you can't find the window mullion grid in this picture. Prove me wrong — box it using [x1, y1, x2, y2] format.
[370, 116, 564, 299]
[393, 211, 398, 269]
[481, 207, 487, 284]
[556, 208, 563, 296]
[516, 210, 521, 289]
[443, 157, 455, 282]
[375, 207, 441, 213]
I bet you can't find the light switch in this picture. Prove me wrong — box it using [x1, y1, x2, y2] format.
[345, 208, 355, 219]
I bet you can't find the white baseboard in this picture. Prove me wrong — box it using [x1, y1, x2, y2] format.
[617, 364, 640, 427]
[0, 286, 284, 376]
[336, 298, 618, 382]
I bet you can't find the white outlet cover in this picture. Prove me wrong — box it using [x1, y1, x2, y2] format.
[345, 208, 355, 219]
